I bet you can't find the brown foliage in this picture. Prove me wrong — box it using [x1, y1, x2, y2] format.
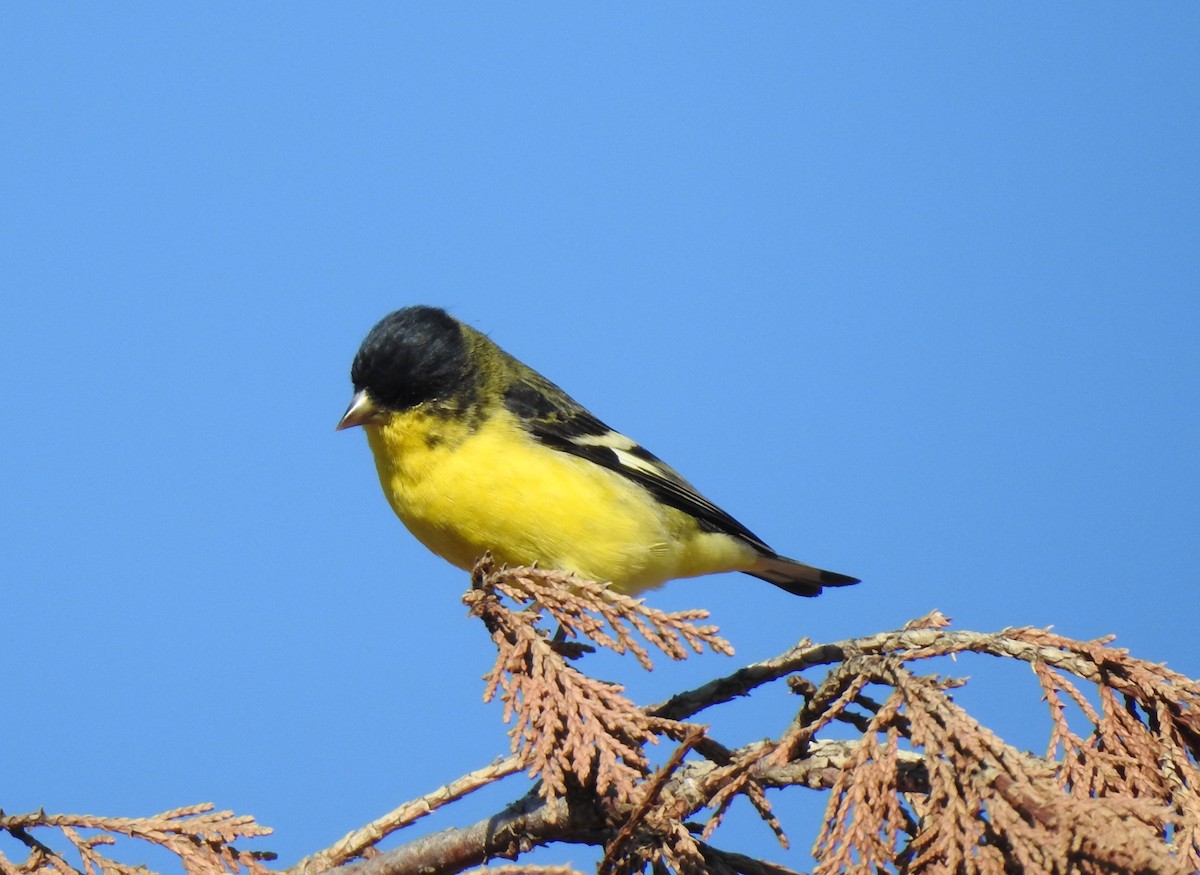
[463, 558, 732, 805]
[801, 615, 1200, 874]
[8, 564, 1200, 875]
[0, 804, 273, 875]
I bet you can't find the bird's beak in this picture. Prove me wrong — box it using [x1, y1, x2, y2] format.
[336, 389, 385, 431]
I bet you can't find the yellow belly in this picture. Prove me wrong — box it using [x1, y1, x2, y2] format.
[363, 408, 755, 593]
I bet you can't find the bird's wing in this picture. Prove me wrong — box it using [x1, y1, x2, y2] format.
[502, 372, 775, 555]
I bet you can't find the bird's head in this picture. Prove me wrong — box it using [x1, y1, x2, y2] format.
[336, 306, 471, 430]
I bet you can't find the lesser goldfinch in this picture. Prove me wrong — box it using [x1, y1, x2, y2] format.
[337, 306, 858, 597]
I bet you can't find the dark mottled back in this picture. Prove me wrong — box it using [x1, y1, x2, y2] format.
[350, 307, 471, 412]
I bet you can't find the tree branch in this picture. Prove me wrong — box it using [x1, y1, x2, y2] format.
[330, 738, 919, 875]
[290, 758, 524, 875]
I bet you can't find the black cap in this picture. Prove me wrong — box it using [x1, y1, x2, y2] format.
[350, 306, 470, 412]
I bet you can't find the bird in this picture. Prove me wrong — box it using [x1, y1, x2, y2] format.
[337, 306, 858, 597]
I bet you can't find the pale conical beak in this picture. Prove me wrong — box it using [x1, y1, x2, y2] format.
[336, 389, 385, 430]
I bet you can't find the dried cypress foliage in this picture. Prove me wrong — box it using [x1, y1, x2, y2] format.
[6, 563, 1198, 875]
[463, 559, 732, 806]
[0, 805, 273, 875]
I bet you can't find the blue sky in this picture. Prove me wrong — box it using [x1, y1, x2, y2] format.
[3, 4, 1198, 871]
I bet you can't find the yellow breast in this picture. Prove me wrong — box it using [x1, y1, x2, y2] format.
[362, 408, 755, 592]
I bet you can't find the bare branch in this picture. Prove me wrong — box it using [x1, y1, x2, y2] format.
[332, 737, 879, 875]
[291, 757, 524, 875]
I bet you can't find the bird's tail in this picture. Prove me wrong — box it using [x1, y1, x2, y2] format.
[744, 554, 860, 597]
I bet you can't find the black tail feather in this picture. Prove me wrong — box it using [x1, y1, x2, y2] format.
[745, 554, 860, 597]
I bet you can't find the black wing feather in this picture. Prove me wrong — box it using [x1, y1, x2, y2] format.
[503, 374, 775, 555]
